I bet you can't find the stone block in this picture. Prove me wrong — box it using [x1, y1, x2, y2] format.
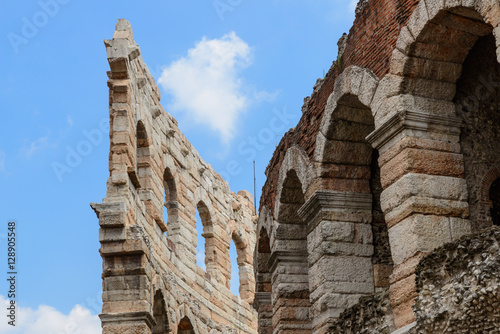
[388, 214, 453, 265]
[380, 173, 468, 214]
[309, 255, 374, 292]
[380, 148, 464, 188]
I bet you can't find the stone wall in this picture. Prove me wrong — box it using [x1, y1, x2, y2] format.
[412, 227, 500, 333]
[259, 0, 421, 215]
[455, 33, 500, 231]
[91, 20, 258, 334]
[255, 0, 500, 333]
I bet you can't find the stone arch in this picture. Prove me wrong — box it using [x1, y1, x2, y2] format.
[162, 167, 178, 235]
[274, 145, 311, 219]
[314, 65, 392, 284]
[177, 316, 195, 334]
[374, 0, 500, 126]
[196, 200, 213, 266]
[253, 223, 272, 334]
[136, 120, 152, 189]
[271, 162, 312, 332]
[367, 2, 500, 328]
[315, 66, 379, 163]
[152, 290, 170, 334]
[229, 227, 254, 301]
[304, 65, 386, 332]
[481, 166, 500, 206]
[195, 200, 228, 285]
[479, 166, 500, 226]
[317, 66, 379, 142]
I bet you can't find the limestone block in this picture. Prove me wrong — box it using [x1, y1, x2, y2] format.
[309, 255, 374, 292]
[395, 26, 416, 55]
[384, 196, 469, 228]
[380, 172, 468, 208]
[321, 140, 373, 165]
[405, 1, 430, 39]
[312, 292, 364, 317]
[99, 227, 127, 242]
[388, 214, 453, 265]
[308, 242, 374, 266]
[390, 49, 463, 83]
[308, 221, 355, 252]
[380, 148, 464, 188]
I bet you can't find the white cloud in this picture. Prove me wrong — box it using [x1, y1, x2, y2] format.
[0, 151, 5, 172]
[66, 116, 74, 130]
[159, 32, 272, 143]
[0, 295, 101, 334]
[19, 136, 50, 158]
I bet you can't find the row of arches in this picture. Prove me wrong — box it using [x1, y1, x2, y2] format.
[134, 119, 253, 297]
[255, 1, 500, 331]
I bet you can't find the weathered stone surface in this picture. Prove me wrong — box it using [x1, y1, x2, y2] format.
[93, 19, 257, 334]
[412, 227, 500, 333]
[91, 1, 500, 334]
[328, 288, 396, 334]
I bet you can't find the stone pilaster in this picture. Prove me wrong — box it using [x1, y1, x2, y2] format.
[367, 108, 471, 328]
[269, 251, 312, 334]
[91, 202, 155, 334]
[254, 292, 273, 334]
[298, 190, 375, 334]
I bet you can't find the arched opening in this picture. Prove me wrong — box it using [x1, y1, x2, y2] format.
[382, 4, 496, 328]
[273, 169, 311, 331]
[163, 167, 177, 236]
[152, 290, 169, 334]
[315, 89, 383, 329]
[489, 178, 500, 226]
[195, 208, 206, 270]
[454, 32, 500, 231]
[229, 230, 254, 300]
[134, 120, 150, 189]
[229, 238, 239, 296]
[321, 91, 392, 283]
[177, 316, 195, 334]
[136, 121, 148, 148]
[195, 201, 215, 272]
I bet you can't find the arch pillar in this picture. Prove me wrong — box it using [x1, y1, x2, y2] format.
[367, 109, 471, 328]
[298, 190, 374, 334]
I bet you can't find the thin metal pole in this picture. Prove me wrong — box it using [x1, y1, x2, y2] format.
[253, 160, 256, 212]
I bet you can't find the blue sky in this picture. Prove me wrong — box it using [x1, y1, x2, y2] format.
[0, 0, 356, 332]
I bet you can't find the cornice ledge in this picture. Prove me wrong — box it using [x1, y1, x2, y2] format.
[366, 110, 462, 150]
[298, 190, 372, 223]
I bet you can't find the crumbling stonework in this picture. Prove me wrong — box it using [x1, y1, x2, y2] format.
[412, 227, 500, 333]
[256, 0, 500, 333]
[91, 20, 258, 334]
[329, 288, 395, 334]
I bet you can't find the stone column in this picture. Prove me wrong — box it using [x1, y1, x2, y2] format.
[91, 202, 155, 334]
[254, 292, 273, 334]
[269, 251, 312, 334]
[298, 191, 374, 334]
[367, 109, 471, 328]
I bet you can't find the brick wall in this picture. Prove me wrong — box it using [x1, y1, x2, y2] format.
[260, 0, 421, 214]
